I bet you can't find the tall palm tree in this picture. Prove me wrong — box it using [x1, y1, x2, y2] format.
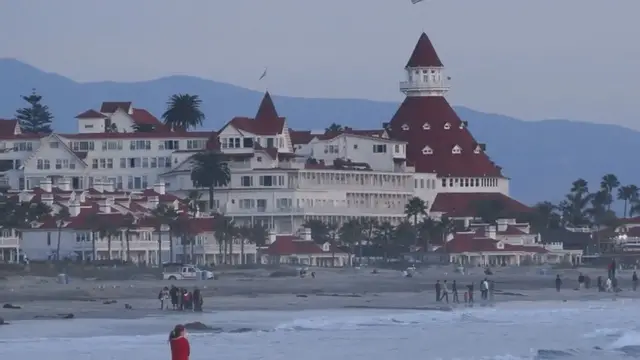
[190, 151, 231, 211]
[121, 213, 137, 263]
[54, 207, 70, 261]
[618, 185, 639, 218]
[97, 221, 120, 261]
[600, 174, 620, 210]
[339, 220, 362, 266]
[303, 219, 330, 244]
[359, 218, 378, 264]
[558, 178, 592, 227]
[237, 226, 250, 265]
[162, 94, 205, 131]
[436, 216, 455, 253]
[151, 204, 170, 266]
[374, 221, 394, 263]
[417, 217, 438, 252]
[326, 222, 340, 267]
[530, 201, 562, 232]
[214, 216, 237, 265]
[404, 196, 427, 227]
[164, 206, 179, 263]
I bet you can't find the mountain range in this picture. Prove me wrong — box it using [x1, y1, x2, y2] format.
[0, 58, 637, 207]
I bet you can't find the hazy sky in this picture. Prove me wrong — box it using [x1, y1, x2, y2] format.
[1, 0, 639, 128]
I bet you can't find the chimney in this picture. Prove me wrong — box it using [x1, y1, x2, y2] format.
[93, 180, 103, 193]
[69, 201, 81, 217]
[267, 229, 277, 245]
[79, 191, 87, 203]
[40, 178, 52, 193]
[487, 225, 497, 239]
[98, 200, 111, 213]
[58, 178, 72, 191]
[41, 193, 54, 207]
[301, 227, 312, 241]
[153, 182, 166, 195]
[496, 219, 508, 232]
[148, 196, 159, 209]
[103, 181, 114, 193]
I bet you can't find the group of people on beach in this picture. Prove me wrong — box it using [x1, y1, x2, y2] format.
[434, 278, 494, 304]
[159, 285, 203, 312]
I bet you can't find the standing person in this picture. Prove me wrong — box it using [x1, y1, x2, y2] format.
[159, 286, 170, 310]
[467, 283, 474, 304]
[451, 280, 459, 303]
[633, 271, 638, 291]
[435, 280, 441, 302]
[481, 278, 489, 300]
[440, 280, 449, 303]
[578, 273, 585, 290]
[170, 286, 178, 310]
[555, 275, 562, 292]
[169, 324, 190, 360]
[193, 287, 203, 312]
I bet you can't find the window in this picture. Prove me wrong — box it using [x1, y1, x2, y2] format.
[242, 138, 254, 148]
[257, 156, 262, 162]
[150, 157, 157, 168]
[276, 198, 292, 209]
[452, 145, 461, 155]
[106, 158, 113, 169]
[92, 159, 99, 169]
[353, 144, 358, 149]
[239, 199, 255, 209]
[102, 140, 123, 151]
[70, 141, 95, 151]
[394, 144, 400, 152]
[128, 158, 141, 168]
[84, 124, 94, 129]
[130, 140, 151, 150]
[240, 176, 253, 187]
[401, 124, 409, 131]
[257, 199, 267, 211]
[372, 144, 387, 153]
[278, 176, 285, 186]
[56, 159, 62, 169]
[160, 140, 179, 150]
[49, 142, 59, 148]
[187, 139, 207, 150]
[266, 138, 274, 148]
[259, 176, 273, 186]
[142, 157, 149, 168]
[444, 123, 451, 130]
[99, 158, 106, 168]
[120, 158, 126, 168]
[221, 137, 241, 149]
[13, 142, 33, 152]
[474, 145, 481, 154]
[422, 146, 433, 155]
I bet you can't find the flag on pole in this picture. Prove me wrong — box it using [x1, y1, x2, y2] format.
[259, 67, 268, 80]
[411, 0, 424, 4]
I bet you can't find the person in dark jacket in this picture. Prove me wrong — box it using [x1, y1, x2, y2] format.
[170, 286, 178, 310]
[451, 280, 459, 303]
[466, 283, 474, 304]
[435, 280, 441, 302]
[193, 287, 203, 312]
[555, 275, 562, 292]
[633, 271, 639, 291]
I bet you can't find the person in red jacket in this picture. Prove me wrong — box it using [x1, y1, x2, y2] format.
[169, 324, 190, 360]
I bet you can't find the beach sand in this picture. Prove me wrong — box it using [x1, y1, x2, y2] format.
[0, 265, 636, 322]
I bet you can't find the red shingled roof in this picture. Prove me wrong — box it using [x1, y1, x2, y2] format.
[221, 92, 285, 136]
[75, 110, 107, 119]
[59, 131, 211, 139]
[406, 32, 443, 68]
[264, 235, 345, 255]
[0, 119, 19, 135]
[388, 96, 501, 177]
[442, 232, 547, 254]
[100, 102, 132, 113]
[431, 192, 532, 217]
[130, 108, 164, 127]
[289, 130, 314, 145]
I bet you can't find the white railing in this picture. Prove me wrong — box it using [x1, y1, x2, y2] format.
[225, 206, 405, 216]
[399, 81, 449, 92]
[0, 238, 19, 247]
[297, 183, 413, 192]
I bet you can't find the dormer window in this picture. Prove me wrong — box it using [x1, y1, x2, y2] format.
[452, 145, 462, 154]
[422, 122, 430, 130]
[401, 124, 409, 131]
[444, 123, 451, 130]
[474, 145, 481, 154]
[422, 146, 433, 155]
[459, 121, 468, 129]
[496, 242, 504, 250]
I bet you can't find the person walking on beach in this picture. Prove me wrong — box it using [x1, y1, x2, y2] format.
[435, 280, 441, 302]
[605, 277, 613, 292]
[633, 271, 638, 291]
[452, 280, 459, 303]
[440, 280, 449, 303]
[170, 286, 179, 310]
[555, 275, 562, 292]
[467, 283, 474, 304]
[481, 278, 489, 300]
[159, 286, 170, 310]
[578, 273, 585, 290]
[169, 324, 190, 360]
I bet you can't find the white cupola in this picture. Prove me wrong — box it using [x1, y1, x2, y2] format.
[399, 33, 450, 97]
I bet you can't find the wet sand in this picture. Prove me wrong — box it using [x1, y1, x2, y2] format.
[0, 265, 636, 322]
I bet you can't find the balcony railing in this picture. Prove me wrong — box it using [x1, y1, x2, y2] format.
[0, 238, 19, 247]
[225, 206, 405, 216]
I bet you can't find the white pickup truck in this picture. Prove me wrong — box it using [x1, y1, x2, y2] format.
[162, 264, 214, 280]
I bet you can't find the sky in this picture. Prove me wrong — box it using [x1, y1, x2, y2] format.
[1, 0, 639, 128]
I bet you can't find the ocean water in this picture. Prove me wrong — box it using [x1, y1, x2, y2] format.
[2, 300, 640, 359]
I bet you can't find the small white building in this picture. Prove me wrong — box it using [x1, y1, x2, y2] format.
[261, 228, 350, 267]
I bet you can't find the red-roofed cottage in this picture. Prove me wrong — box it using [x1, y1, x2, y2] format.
[261, 228, 350, 266]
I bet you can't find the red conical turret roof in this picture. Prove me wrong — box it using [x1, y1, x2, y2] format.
[255, 91, 279, 122]
[405, 32, 443, 68]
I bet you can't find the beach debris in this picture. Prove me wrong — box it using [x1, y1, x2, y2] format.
[296, 294, 308, 298]
[124, 304, 133, 310]
[315, 293, 362, 298]
[0, 316, 5, 325]
[184, 321, 212, 331]
[2, 303, 21, 309]
[33, 313, 74, 319]
[102, 300, 117, 304]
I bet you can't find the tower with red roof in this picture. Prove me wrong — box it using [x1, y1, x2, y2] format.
[388, 33, 529, 218]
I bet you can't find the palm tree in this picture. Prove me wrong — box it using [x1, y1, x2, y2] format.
[97, 221, 120, 261]
[54, 207, 70, 261]
[359, 218, 378, 264]
[558, 178, 592, 227]
[237, 226, 250, 265]
[436, 216, 455, 253]
[190, 151, 231, 211]
[151, 204, 170, 266]
[303, 219, 330, 244]
[214, 216, 237, 265]
[374, 221, 394, 263]
[404, 196, 427, 227]
[618, 185, 639, 218]
[530, 201, 562, 232]
[325, 123, 344, 133]
[244, 223, 268, 264]
[393, 220, 416, 248]
[339, 220, 362, 266]
[326, 222, 340, 267]
[417, 217, 438, 252]
[164, 206, 179, 262]
[121, 213, 137, 263]
[600, 174, 620, 211]
[587, 191, 617, 254]
[472, 199, 506, 225]
[162, 94, 205, 131]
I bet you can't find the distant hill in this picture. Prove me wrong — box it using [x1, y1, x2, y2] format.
[1, 58, 637, 207]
